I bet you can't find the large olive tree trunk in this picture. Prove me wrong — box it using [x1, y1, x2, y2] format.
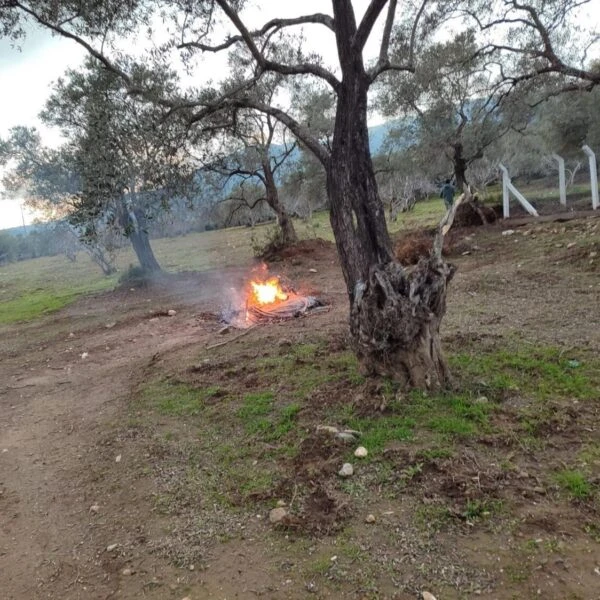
[326, 3, 454, 389]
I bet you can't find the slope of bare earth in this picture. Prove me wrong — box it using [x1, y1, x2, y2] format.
[1, 218, 599, 600]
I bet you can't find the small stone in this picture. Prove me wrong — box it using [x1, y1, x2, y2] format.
[305, 581, 318, 593]
[517, 471, 529, 479]
[567, 242, 576, 249]
[590, 251, 598, 258]
[277, 338, 292, 348]
[422, 592, 438, 600]
[105, 322, 116, 329]
[555, 243, 564, 248]
[189, 564, 195, 571]
[149, 317, 159, 323]
[167, 309, 177, 316]
[336, 432, 356, 442]
[365, 514, 376, 523]
[354, 446, 368, 458]
[276, 499, 287, 508]
[181, 597, 192, 600]
[309, 268, 317, 273]
[80, 352, 89, 359]
[476, 396, 488, 403]
[90, 504, 100, 513]
[69, 332, 75, 338]
[106, 543, 119, 552]
[461, 250, 471, 256]
[502, 229, 515, 236]
[122, 568, 134, 576]
[115, 454, 122, 463]
[269, 507, 288, 524]
[338, 463, 354, 478]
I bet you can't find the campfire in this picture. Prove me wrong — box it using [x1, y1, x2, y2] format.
[222, 267, 325, 328]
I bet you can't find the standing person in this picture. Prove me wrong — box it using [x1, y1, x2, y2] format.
[440, 178, 455, 210]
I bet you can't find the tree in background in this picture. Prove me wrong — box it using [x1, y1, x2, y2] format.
[1, 126, 118, 274]
[377, 31, 531, 193]
[204, 73, 299, 247]
[41, 59, 196, 274]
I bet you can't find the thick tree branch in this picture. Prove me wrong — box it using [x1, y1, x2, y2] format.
[377, 0, 397, 65]
[212, 0, 340, 90]
[368, 0, 429, 82]
[354, 0, 388, 52]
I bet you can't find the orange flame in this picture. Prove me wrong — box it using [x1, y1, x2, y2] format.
[250, 276, 288, 305]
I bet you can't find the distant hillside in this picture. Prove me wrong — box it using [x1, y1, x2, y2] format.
[1, 223, 45, 236]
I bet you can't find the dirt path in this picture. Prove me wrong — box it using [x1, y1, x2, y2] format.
[0, 269, 266, 599]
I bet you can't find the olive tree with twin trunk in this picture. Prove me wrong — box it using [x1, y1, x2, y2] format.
[174, 0, 459, 388]
[6, 0, 599, 388]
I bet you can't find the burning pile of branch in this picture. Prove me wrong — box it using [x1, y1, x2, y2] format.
[222, 269, 325, 328]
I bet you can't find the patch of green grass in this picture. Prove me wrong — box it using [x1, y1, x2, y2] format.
[554, 469, 593, 500]
[427, 415, 477, 436]
[405, 390, 492, 439]
[505, 563, 531, 583]
[237, 392, 301, 445]
[306, 556, 333, 576]
[0, 278, 114, 324]
[416, 446, 454, 461]
[578, 443, 600, 469]
[327, 352, 365, 385]
[327, 389, 491, 456]
[345, 414, 415, 452]
[462, 499, 504, 521]
[256, 344, 347, 399]
[450, 346, 599, 401]
[238, 470, 276, 499]
[237, 391, 275, 418]
[140, 379, 222, 416]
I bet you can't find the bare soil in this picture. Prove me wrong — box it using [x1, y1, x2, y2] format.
[1, 219, 599, 599]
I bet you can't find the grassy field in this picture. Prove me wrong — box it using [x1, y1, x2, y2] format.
[0, 200, 445, 325]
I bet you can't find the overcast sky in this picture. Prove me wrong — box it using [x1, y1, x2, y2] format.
[1, 25, 88, 229]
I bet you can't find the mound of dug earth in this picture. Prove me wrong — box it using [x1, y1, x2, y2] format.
[453, 199, 498, 227]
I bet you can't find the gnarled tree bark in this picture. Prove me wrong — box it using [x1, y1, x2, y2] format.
[326, 1, 455, 389]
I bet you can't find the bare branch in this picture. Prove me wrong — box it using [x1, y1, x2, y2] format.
[13, 1, 136, 91]
[210, 1, 340, 90]
[178, 13, 334, 53]
[190, 99, 330, 167]
[369, 0, 429, 82]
